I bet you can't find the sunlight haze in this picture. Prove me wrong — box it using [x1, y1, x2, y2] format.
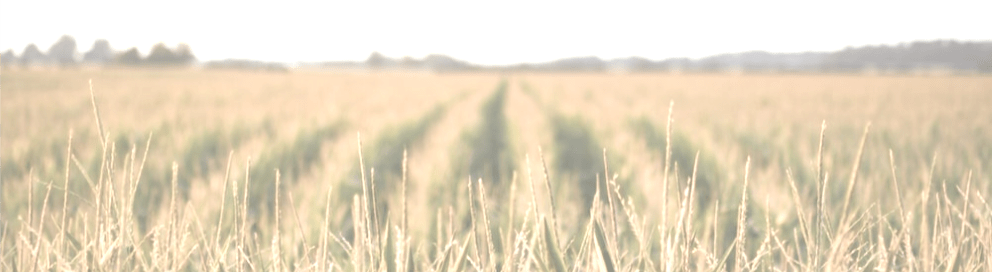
[2, 0, 989, 65]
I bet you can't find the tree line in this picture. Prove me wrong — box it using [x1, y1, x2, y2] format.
[312, 40, 992, 74]
[1, 35, 195, 68]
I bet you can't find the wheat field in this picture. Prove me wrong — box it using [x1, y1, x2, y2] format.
[2, 69, 991, 271]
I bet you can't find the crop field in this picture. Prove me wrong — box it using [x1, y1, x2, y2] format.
[2, 69, 991, 271]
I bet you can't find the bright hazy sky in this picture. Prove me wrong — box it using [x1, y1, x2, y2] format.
[1, 0, 989, 65]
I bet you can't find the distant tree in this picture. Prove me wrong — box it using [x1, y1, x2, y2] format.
[821, 40, 992, 72]
[115, 47, 142, 66]
[203, 59, 287, 72]
[611, 57, 653, 72]
[1, 49, 17, 67]
[174, 43, 196, 65]
[83, 39, 113, 64]
[145, 43, 195, 66]
[145, 43, 177, 65]
[399, 56, 422, 69]
[423, 54, 471, 72]
[48, 35, 78, 67]
[366, 51, 386, 69]
[980, 53, 992, 73]
[20, 44, 48, 67]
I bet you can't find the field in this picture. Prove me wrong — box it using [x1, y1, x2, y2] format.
[2, 69, 991, 270]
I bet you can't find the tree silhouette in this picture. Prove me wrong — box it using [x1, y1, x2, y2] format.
[20, 44, 48, 67]
[366, 51, 386, 69]
[115, 47, 142, 66]
[145, 43, 195, 66]
[83, 39, 113, 64]
[1, 50, 16, 67]
[48, 35, 78, 67]
[175, 43, 196, 65]
[145, 43, 177, 65]
[980, 53, 992, 72]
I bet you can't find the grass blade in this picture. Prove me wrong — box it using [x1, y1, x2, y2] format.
[593, 220, 617, 272]
[451, 235, 473, 272]
[543, 218, 567, 272]
[383, 220, 396, 272]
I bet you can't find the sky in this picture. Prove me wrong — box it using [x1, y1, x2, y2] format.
[1, 0, 989, 66]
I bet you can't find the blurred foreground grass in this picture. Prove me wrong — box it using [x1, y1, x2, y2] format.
[2, 70, 991, 270]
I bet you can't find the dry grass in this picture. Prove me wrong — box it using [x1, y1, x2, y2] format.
[2, 69, 991, 270]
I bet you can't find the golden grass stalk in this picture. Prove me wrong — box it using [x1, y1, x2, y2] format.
[382, 219, 396, 272]
[27, 168, 34, 234]
[477, 178, 497, 271]
[435, 238, 453, 271]
[785, 169, 813, 265]
[370, 168, 381, 244]
[602, 149, 620, 258]
[537, 147, 560, 246]
[734, 156, 751, 272]
[684, 151, 700, 267]
[272, 169, 281, 271]
[285, 185, 312, 265]
[88, 79, 107, 149]
[593, 219, 617, 272]
[356, 132, 378, 268]
[401, 148, 408, 244]
[318, 183, 333, 271]
[839, 123, 871, 227]
[662, 101, 673, 231]
[814, 120, 826, 269]
[239, 157, 251, 272]
[450, 235, 472, 272]
[525, 154, 541, 225]
[33, 171, 54, 270]
[467, 178, 484, 267]
[543, 218, 567, 272]
[213, 151, 233, 261]
[350, 195, 364, 270]
[505, 171, 518, 262]
[58, 130, 72, 255]
[169, 161, 179, 268]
